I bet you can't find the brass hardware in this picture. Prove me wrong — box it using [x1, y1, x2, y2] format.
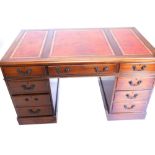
[55, 67, 61, 74]
[28, 109, 40, 114]
[124, 104, 135, 109]
[21, 84, 35, 90]
[25, 98, 29, 101]
[126, 93, 138, 99]
[64, 67, 71, 72]
[34, 98, 38, 101]
[132, 65, 146, 71]
[17, 68, 32, 76]
[103, 66, 109, 71]
[94, 66, 109, 73]
[128, 80, 142, 86]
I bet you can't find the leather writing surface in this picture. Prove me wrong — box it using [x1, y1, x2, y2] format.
[3, 28, 154, 62]
[50, 29, 114, 57]
[10, 31, 47, 58]
[111, 29, 152, 55]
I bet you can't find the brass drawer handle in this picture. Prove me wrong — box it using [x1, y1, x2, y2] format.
[94, 66, 109, 73]
[21, 84, 35, 90]
[124, 104, 135, 109]
[28, 109, 40, 114]
[25, 97, 38, 101]
[132, 65, 146, 71]
[126, 93, 138, 99]
[55, 67, 71, 74]
[128, 80, 142, 86]
[17, 68, 32, 76]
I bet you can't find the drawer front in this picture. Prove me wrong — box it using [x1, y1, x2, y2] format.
[120, 63, 155, 72]
[7, 80, 50, 95]
[112, 101, 148, 113]
[12, 94, 51, 107]
[16, 105, 53, 117]
[2, 66, 46, 78]
[116, 77, 154, 90]
[48, 64, 117, 77]
[114, 90, 152, 102]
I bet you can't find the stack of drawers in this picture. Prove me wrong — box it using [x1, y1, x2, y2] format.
[2, 66, 56, 124]
[108, 63, 155, 120]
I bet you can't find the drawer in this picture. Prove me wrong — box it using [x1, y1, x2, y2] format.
[114, 90, 152, 102]
[15, 105, 53, 117]
[116, 77, 154, 90]
[112, 101, 148, 113]
[2, 66, 46, 78]
[120, 63, 155, 72]
[48, 64, 117, 77]
[7, 80, 50, 95]
[12, 94, 52, 107]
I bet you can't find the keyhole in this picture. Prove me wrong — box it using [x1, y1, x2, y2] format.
[34, 98, 38, 101]
[25, 98, 29, 101]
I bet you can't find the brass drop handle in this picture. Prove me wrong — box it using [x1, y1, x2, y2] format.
[126, 93, 138, 99]
[17, 68, 32, 76]
[124, 104, 135, 109]
[55, 67, 61, 74]
[132, 65, 146, 71]
[29, 109, 40, 114]
[128, 80, 142, 86]
[21, 84, 35, 90]
[94, 66, 109, 73]
[55, 67, 71, 74]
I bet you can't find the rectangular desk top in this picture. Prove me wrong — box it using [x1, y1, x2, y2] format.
[0, 27, 155, 66]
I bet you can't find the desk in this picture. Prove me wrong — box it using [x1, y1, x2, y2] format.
[0, 28, 155, 125]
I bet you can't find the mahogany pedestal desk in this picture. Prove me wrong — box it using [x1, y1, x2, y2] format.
[0, 28, 155, 125]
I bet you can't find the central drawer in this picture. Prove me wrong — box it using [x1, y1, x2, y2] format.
[114, 90, 152, 102]
[12, 94, 52, 107]
[48, 64, 117, 77]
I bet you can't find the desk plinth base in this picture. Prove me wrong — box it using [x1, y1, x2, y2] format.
[17, 115, 57, 125]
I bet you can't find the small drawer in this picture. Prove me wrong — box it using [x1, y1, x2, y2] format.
[2, 66, 46, 78]
[7, 80, 50, 95]
[112, 101, 148, 113]
[48, 64, 117, 77]
[15, 105, 53, 117]
[12, 94, 52, 107]
[120, 63, 155, 72]
[116, 77, 154, 90]
[114, 90, 152, 102]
